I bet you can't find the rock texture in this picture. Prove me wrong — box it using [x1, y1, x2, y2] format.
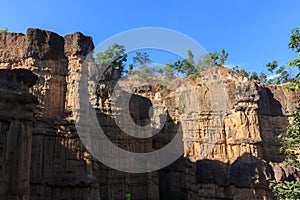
[0, 69, 37, 200]
[0, 28, 299, 200]
[0, 29, 99, 200]
[117, 69, 299, 200]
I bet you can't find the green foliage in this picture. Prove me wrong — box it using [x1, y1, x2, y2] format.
[130, 52, 154, 79]
[155, 65, 165, 76]
[174, 58, 196, 76]
[126, 64, 134, 75]
[232, 60, 289, 84]
[96, 43, 127, 77]
[278, 107, 300, 169]
[270, 180, 300, 200]
[133, 66, 154, 80]
[132, 52, 152, 66]
[164, 61, 175, 79]
[232, 66, 249, 77]
[250, 71, 259, 80]
[265, 60, 290, 84]
[239, 69, 249, 77]
[207, 49, 228, 66]
[266, 60, 278, 74]
[286, 27, 300, 91]
[130, 48, 226, 82]
[196, 54, 215, 72]
[207, 52, 219, 65]
[262, 31, 300, 85]
[168, 48, 227, 79]
[220, 49, 229, 65]
[0, 27, 8, 33]
[189, 71, 201, 81]
[259, 72, 267, 83]
[169, 49, 197, 76]
[269, 106, 300, 200]
[289, 27, 300, 53]
[187, 48, 195, 67]
[269, 26, 300, 200]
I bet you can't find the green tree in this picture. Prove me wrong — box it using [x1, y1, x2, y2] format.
[126, 63, 134, 75]
[278, 108, 300, 169]
[196, 54, 215, 72]
[96, 43, 127, 77]
[287, 26, 300, 90]
[289, 27, 300, 53]
[266, 61, 290, 84]
[131, 52, 155, 80]
[232, 65, 249, 77]
[169, 49, 197, 76]
[269, 107, 300, 200]
[266, 60, 278, 74]
[269, 26, 300, 199]
[132, 52, 152, 66]
[174, 58, 196, 76]
[0, 27, 8, 33]
[219, 49, 229, 65]
[239, 69, 249, 77]
[154, 65, 165, 76]
[133, 66, 154, 80]
[164, 61, 175, 79]
[233, 66, 267, 83]
[187, 48, 195, 67]
[161, 49, 225, 79]
[168, 49, 197, 77]
[173, 60, 184, 76]
[259, 72, 267, 83]
[207, 52, 219, 65]
[184, 49, 197, 75]
[206, 49, 229, 66]
[250, 71, 259, 80]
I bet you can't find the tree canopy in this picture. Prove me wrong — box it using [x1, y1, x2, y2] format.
[96, 43, 127, 77]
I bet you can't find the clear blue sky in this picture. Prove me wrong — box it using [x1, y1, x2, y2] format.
[1, 0, 299, 74]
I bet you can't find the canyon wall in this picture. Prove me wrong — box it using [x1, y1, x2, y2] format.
[0, 69, 37, 200]
[0, 29, 99, 200]
[0, 29, 299, 200]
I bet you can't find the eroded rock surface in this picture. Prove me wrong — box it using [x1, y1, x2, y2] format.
[0, 69, 37, 200]
[0, 28, 299, 200]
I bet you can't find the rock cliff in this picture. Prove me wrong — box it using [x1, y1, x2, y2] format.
[0, 69, 37, 200]
[0, 28, 299, 200]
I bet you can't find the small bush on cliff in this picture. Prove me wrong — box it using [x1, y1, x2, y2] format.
[0, 27, 8, 33]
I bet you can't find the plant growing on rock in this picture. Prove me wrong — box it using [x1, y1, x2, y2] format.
[269, 26, 300, 200]
[0, 27, 8, 33]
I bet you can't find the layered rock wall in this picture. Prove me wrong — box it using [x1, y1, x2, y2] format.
[0, 29, 299, 200]
[0, 29, 99, 200]
[0, 69, 37, 200]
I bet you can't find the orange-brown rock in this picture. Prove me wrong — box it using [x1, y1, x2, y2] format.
[0, 28, 299, 200]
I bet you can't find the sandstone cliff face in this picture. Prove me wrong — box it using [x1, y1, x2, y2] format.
[0, 29, 99, 200]
[118, 69, 299, 200]
[0, 29, 299, 200]
[0, 69, 37, 200]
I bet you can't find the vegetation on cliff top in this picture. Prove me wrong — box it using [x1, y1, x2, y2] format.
[0, 27, 8, 33]
[95, 40, 295, 85]
[95, 27, 300, 199]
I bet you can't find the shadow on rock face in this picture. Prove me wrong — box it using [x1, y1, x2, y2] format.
[196, 153, 274, 189]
